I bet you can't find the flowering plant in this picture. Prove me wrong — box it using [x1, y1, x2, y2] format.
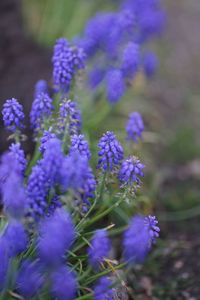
[0, 0, 164, 299]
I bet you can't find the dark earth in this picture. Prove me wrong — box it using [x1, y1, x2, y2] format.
[0, 0, 200, 299]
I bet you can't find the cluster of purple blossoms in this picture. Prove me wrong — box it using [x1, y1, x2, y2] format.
[70, 134, 91, 160]
[123, 214, 160, 263]
[52, 38, 85, 92]
[98, 131, 124, 171]
[9, 143, 27, 174]
[119, 156, 145, 186]
[143, 51, 158, 78]
[59, 99, 82, 135]
[126, 111, 144, 142]
[79, 0, 165, 103]
[30, 92, 53, 131]
[2, 98, 24, 132]
[37, 208, 75, 267]
[88, 229, 111, 270]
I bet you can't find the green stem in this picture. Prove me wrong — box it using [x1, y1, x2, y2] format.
[76, 293, 93, 300]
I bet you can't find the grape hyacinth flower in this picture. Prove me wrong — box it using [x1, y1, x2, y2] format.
[121, 42, 140, 78]
[106, 69, 125, 103]
[126, 112, 144, 142]
[88, 229, 111, 269]
[52, 38, 85, 92]
[98, 131, 124, 171]
[2, 172, 26, 219]
[27, 164, 50, 218]
[51, 266, 77, 300]
[2, 221, 28, 257]
[59, 99, 82, 135]
[94, 277, 114, 300]
[2, 98, 24, 132]
[9, 143, 27, 174]
[39, 129, 57, 153]
[119, 156, 144, 186]
[16, 260, 44, 299]
[70, 134, 91, 160]
[30, 92, 53, 131]
[34, 79, 48, 97]
[143, 52, 158, 78]
[37, 208, 75, 267]
[123, 214, 159, 263]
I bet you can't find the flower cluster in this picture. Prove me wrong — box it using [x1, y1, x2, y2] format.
[0, 1, 164, 297]
[52, 38, 85, 92]
[79, 0, 165, 103]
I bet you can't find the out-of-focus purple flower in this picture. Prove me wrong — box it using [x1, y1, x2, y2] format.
[2, 221, 28, 257]
[119, 156, 144, 186]
[39, 129, 57, 153]
[94, 277, 114, 300]
[34, 79, 48, 98]
[16, 260, 44, 299]
[70, 134, 91, 160]
[88, 68, 105, 89]
[9, 143, 27, 174]
[121, 42, 140, 78]
[98, 131, 124, 171]
[41, 138, 64, 186]
[51, 266, 77, 300]
[81, 165, 96, 207]
[0, 239, 9, 291]
[52, 38, 85, 92]
[88, 229, 111, 269]
[126, 112, 144, 142]
[106, 69, 125, 103]
[123, 214, 159, 263]
[59, 99, 82, 135]
[2, 172, 26, 218]
[143, 52, 158, 77]
[37, 208, 75, 267]
[30, 92, 53, 131]
[2, 98, 24, 132]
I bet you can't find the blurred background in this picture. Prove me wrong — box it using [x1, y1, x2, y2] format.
[0, 0, 200, 298]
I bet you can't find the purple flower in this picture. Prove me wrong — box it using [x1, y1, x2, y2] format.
[119, 156, 144, 185]
[0, 239, 9, 291]
[2, 221, 28, 257]
[2, 172, 26, 218]
[47, 195, 62, 216]
[39, 129, 57, 153]
[126, 112, 144, 142]
[16, 260, 44, 298]
[59, 99, 82, 135]
[51, 266, 77, 300]
[37, 208, 75, 267]
[94, 277, 114, 300]
[34, 79, 48, 97]
[41, 138, 64, 186]
[88, 229, 111, 269]
[106, 69, 125, 103]
[143, 52, 158, 77]
[2, 98, 24, 132]
[30, 92, 53, 130]
[98, 131, 124, 171]
[123, 214, 160, 263]
[27, 163, 50, 219]
[121, 42, 140, 78]
[88, 68, 105, 89]
[70, 134, 91, 160]
[9, 143, 27, 174]
[52, 38, 85, 92]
